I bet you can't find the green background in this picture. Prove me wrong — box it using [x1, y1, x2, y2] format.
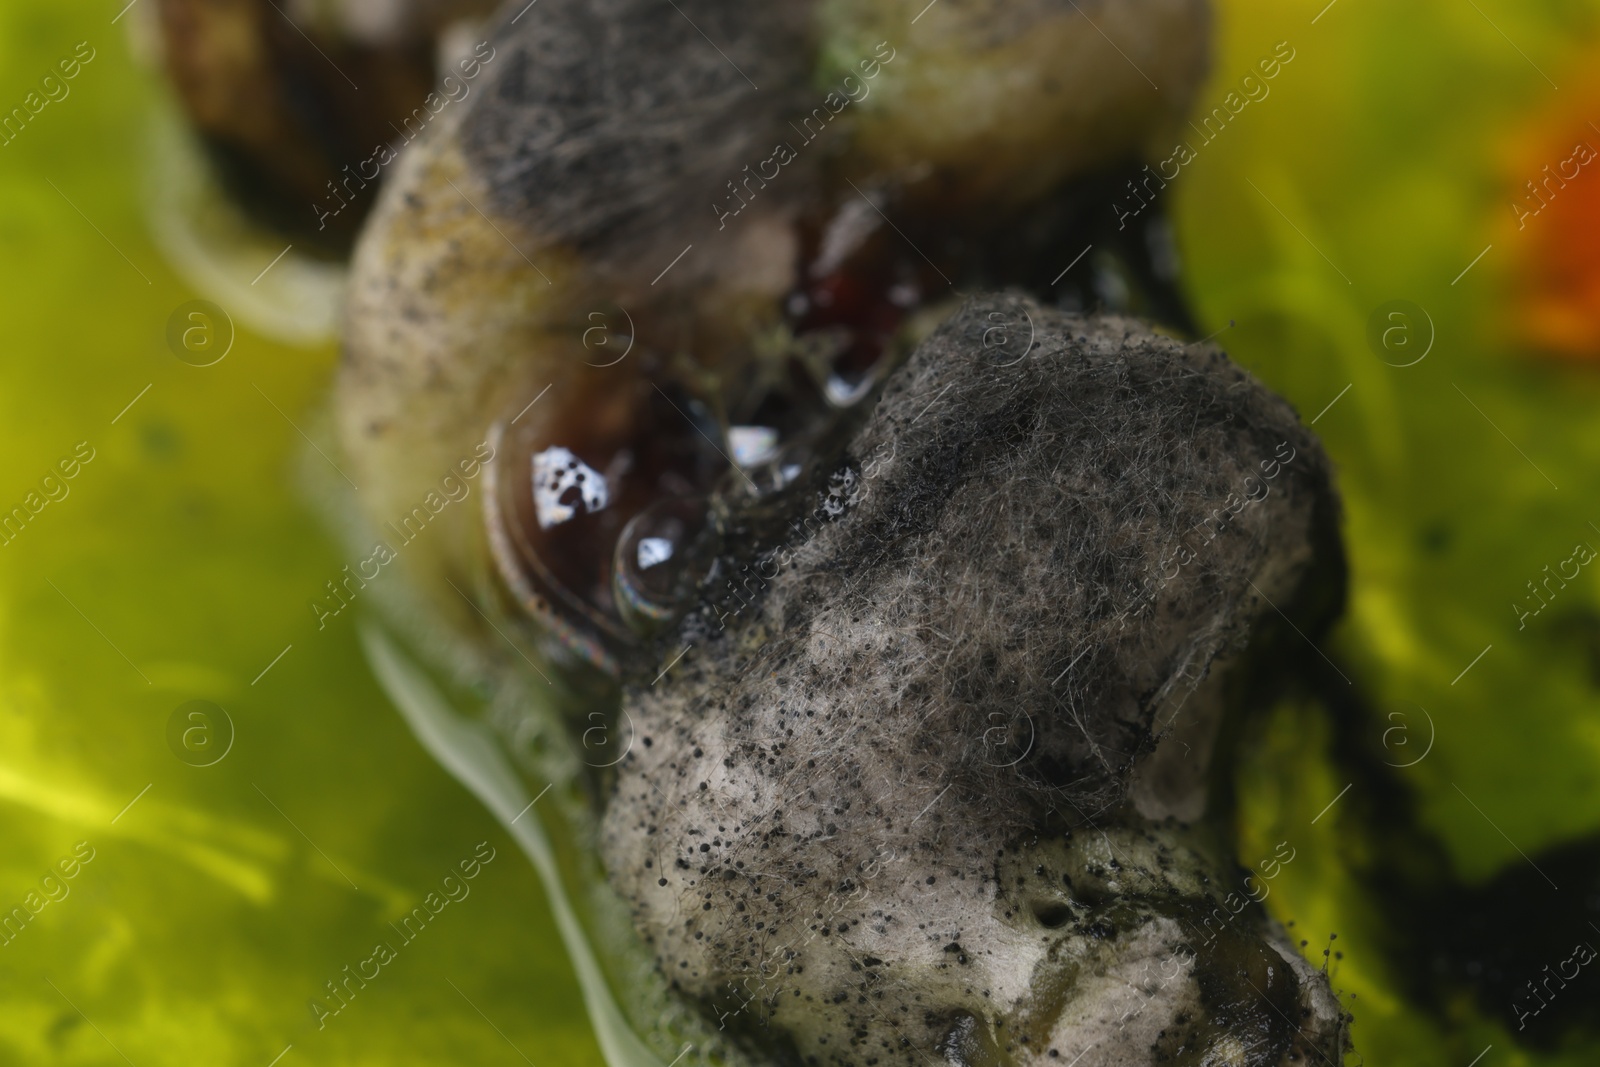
[2, 0, 1599, 1064]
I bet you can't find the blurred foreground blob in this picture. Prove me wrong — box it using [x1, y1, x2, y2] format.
[1504, 64, 1600, 359]
[153, 0, 496, 254]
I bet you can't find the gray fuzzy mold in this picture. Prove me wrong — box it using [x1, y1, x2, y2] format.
[601, 295, 1347, 1067]
[460, 0, 815, 266]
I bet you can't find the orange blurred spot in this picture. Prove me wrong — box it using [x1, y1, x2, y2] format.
[1505, 80, 1600, 360]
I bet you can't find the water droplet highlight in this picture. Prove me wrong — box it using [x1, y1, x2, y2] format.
[614, 498, 712, 634]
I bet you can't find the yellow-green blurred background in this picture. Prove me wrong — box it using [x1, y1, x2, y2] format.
[4, 0, 1600, 1063]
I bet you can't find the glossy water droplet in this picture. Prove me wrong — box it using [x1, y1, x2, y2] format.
[485, 379, 727, 672]
[614, 497, 712, 634]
